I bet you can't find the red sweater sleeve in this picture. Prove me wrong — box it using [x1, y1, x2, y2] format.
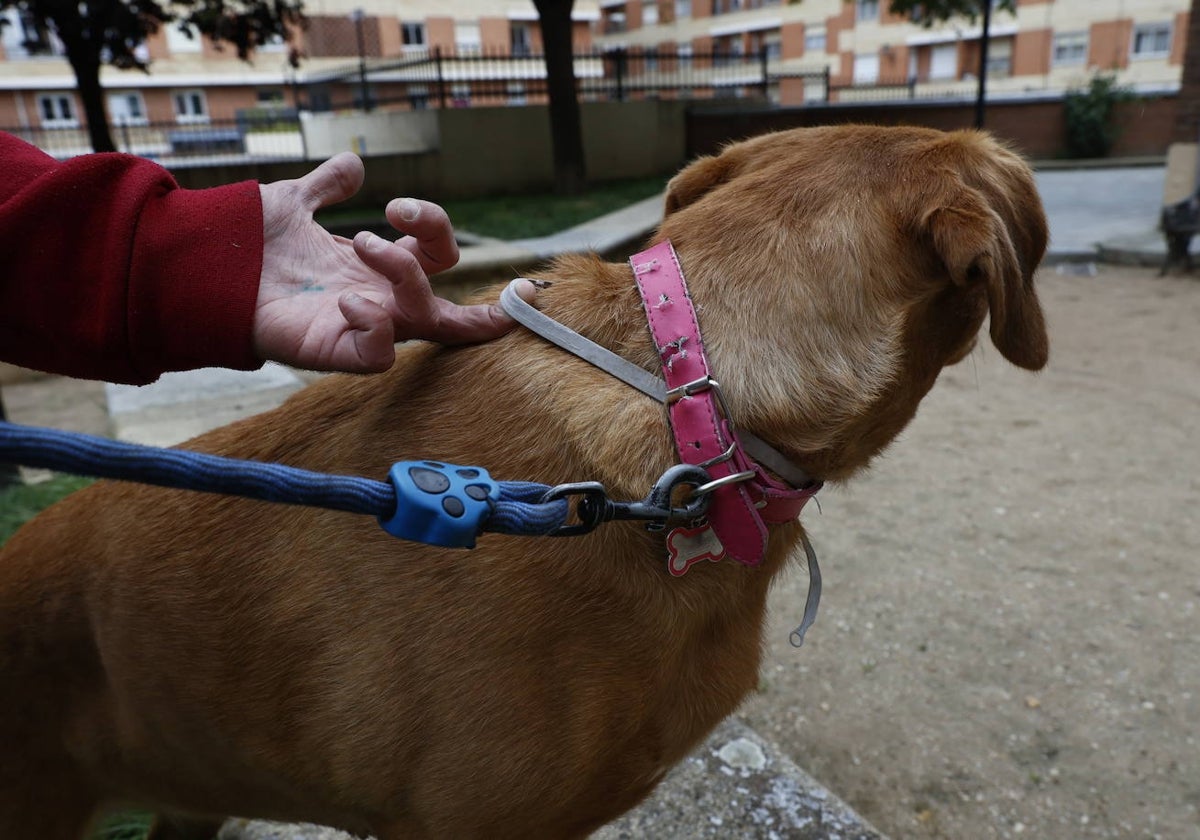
[0, 131, 264, 384]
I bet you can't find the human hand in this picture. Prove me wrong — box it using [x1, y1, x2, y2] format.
[254, 153, 534, 372]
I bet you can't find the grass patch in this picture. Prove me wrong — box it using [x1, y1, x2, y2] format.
[90, 811, 154, 840]
[317, 174, 668, 241]
[0, 474, 93, 546]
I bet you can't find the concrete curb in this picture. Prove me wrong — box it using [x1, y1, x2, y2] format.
[217, 719, 886, 840]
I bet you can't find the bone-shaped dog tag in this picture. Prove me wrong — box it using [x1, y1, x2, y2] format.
[666, 524, 726, 576]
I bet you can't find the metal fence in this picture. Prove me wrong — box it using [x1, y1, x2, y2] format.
[298, 46, 831, 113]
[2, 112, 306, 166]
[3, 46, 984, 164]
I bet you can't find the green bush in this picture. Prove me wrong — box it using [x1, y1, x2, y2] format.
[1063, 73, 1134, 159]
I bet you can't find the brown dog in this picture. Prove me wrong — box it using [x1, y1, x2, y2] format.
[0, 125, 1048, 840]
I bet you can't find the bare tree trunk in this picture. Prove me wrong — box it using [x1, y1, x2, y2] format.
[533, 0, 586, 195]
[56, 14, 116, 153]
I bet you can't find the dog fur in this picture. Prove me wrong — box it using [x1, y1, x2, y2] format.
[0, 125, 1048, 839]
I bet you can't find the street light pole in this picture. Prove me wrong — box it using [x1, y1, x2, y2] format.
[974, 0, 992, 129]
[351, 9, 372, 112]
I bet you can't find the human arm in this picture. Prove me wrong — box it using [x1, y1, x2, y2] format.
[0, 131, 263, 384]
[0, 134, 528, 384]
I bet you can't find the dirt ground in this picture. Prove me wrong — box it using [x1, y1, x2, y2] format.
[740, 264, 1200, 840]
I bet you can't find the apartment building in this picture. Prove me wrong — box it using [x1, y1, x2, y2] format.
[0, 0, 1189, 149]
[593, 0, 1190, 104]
[0, 1, 600, 135]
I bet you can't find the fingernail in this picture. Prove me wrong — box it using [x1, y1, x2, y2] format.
[355, 231, 383, 252]
[513, 278, 539, 303]
[391, 198, 419, 222]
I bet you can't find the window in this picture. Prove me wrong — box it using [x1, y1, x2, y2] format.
[762, 29, 782, 61]
[401, 22, 425, 48]
[451, 84, 471, 107]
[507, 82, 527, 105]
[106, 91, 147, 125]
[853, 53, 879, 84]
[256, 89, 285, 108]
[166, 22, 202, 54]
[929, 43, 957, 80]
[3, 8, 63, 57]
[456, 22, 481, 52]
[603, 9, 626, 35]
[804, 29, 826, 54]
[715, 34, 743, 66]
[1053, 31, 1087, 66]
[643, 1, 658, 26]
[713, 0, 742, 13]
[36, 93, 77, 128]
[986, 37, 1012, 78]
[1132, 23, 1171, 58]
[856, 0, 879, 23]
[172, 89, 209, 124]
[510, 23, 533, 56]
[675, 0, 691, 19]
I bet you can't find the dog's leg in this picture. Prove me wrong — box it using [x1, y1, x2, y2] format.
[146, 814, 226, 840]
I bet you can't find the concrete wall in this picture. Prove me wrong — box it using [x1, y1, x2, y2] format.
[168, 99, 688, 202]
[300, 109, 440, 158]
[684, 94, 1178, 162]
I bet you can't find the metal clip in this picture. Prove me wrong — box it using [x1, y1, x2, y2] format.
[541, 464, 713, 537]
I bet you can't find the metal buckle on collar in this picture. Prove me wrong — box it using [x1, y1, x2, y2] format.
[665, 375, 732, 416]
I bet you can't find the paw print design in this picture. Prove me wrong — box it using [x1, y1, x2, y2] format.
[379, 461, 499, 548]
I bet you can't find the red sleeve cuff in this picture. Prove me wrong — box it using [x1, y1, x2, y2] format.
[126, 179, 264, 382]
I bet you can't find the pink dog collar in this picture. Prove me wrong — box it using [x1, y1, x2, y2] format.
[630, 241, 819, 571]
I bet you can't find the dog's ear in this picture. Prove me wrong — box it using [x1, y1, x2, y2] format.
[924, 188, 1048, 371]
[664, 153, 738, 216]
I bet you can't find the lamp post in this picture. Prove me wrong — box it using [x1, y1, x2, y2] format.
[350, 9, 373, 112]
[974, 0, 992, 129]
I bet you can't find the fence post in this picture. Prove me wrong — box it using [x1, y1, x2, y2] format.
[435, 46, 447, 109]
[352, 9, 373, 113]
[615, 47, 627, 102]
[759, 44, 769, 101]
[909, 76, 917, 99]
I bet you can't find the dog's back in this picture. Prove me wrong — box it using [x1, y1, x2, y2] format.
[1, 125, 1049, 840]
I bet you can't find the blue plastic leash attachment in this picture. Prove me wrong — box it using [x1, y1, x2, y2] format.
[379, 461, 500, 548]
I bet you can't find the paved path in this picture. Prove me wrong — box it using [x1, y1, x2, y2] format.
[1034, 165, 1164, 260]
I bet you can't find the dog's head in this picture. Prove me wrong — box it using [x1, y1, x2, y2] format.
[656, 125, 1048, 482]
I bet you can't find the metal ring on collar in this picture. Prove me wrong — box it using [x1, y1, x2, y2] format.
[692, 469, 756, 497]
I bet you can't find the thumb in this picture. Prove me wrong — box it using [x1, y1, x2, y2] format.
[297, 153, 366, 212]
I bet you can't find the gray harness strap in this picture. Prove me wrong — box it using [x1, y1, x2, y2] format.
[499, 279, 823, 648]
[500, 281, 816, 489]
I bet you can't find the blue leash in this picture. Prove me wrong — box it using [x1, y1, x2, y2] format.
[0, 421, 824, 643]
[0, 420, 565, 548]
